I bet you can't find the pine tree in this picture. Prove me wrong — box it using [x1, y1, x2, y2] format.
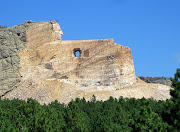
[170, 68, 180, 129]
[163, 69, 180, 130]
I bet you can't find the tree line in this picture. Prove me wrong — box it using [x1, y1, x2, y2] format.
[0, 69, 180, 131]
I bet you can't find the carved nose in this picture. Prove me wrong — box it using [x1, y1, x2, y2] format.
[60, 30, 63, 35]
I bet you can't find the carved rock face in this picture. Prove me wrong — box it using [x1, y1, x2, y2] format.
[53, 23, 63, 40]
[1, 21, 170, 104]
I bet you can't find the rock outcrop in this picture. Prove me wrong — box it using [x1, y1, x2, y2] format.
[0, 22, 28, 95]
[0, 21, 171, 104]
[138, 76, 172, 86]
[0, 21, 61, 96]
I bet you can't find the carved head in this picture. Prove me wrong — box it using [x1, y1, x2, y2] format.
[53, 23, 63, 40]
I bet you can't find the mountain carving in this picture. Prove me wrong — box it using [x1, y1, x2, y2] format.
[0, 21, 170, 104]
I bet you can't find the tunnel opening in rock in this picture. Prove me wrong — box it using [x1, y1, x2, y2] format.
[73, 48, 82, 57]
[75, 51, 80, 57]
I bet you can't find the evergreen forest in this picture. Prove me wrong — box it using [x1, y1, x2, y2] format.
[0, 69, 180, 132]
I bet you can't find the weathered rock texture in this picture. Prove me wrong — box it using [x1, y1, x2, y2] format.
[0, 21, 171, 104]
[0, 22, 28, 95]
[0, 21, 62, 95]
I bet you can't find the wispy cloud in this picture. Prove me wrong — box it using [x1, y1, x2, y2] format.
[173, 52, 180, 63]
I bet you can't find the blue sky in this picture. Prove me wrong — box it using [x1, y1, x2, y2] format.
[0, 0, 180, 77]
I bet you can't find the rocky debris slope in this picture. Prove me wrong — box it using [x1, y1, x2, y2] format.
[0, 21, 171, 104]
[3, 77, 170, 104]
